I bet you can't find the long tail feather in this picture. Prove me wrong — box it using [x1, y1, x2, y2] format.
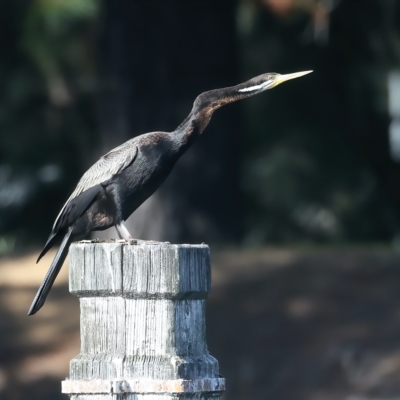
[28, 227, 74, 316]
[36, 231, 58, 263]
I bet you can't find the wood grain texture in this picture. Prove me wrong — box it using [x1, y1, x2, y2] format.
[65, 242, 223, 399]
[70, 394, 221, 400]
[63, 377, 225, 394]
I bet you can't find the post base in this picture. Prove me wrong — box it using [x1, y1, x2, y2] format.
[62, 377, 225, 394]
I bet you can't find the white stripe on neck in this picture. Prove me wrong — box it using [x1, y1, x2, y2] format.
[238, 81, 269, 93]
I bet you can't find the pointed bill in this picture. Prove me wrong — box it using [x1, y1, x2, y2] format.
[275, 70, 313, 86]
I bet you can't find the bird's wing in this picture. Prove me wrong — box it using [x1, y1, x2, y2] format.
[52, 142, 138, 233]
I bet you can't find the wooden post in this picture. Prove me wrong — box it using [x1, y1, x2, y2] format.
[62, 242, 225, 399]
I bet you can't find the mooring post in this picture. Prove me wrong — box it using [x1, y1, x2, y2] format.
[62, 242, 225, 399]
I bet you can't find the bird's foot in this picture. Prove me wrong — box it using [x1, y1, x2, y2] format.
[79, 238, 105, 244]
[131, 239, 170, 245]
[112, 239, 131, 243]
[111, 238, 169, 245]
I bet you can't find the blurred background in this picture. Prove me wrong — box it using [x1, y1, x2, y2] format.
[2, 0, 400, 399]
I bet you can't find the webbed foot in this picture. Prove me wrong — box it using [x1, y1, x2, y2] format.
[133, 239, 170, 245]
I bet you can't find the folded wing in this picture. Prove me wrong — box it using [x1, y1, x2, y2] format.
[37, 142, 138, 263]
[54, 142, 138, 232]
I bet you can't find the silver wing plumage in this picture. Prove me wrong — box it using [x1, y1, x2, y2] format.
[53, 140, 138, 231]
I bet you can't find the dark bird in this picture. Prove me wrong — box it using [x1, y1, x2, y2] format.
[28, 70, 312, 315]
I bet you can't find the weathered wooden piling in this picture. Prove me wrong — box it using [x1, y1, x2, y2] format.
[62, 242, 225, 399]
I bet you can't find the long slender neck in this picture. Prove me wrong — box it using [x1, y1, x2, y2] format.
[172, 80, 267, 151]
[170, 70, 312, 152]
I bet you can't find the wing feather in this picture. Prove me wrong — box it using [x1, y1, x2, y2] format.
[53, 142, 138, 232]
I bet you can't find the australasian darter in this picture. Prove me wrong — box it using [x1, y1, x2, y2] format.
[28, 70, 312, 315]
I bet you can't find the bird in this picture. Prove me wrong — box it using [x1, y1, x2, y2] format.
[28, 70, 312, 315]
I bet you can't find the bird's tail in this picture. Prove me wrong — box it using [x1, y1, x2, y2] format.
[28, 227, 74, 316]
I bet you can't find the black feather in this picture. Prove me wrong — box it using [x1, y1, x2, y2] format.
[28, 227, 74, 316]
[37, 231, 59, 263]
[54, 185, 101, 233]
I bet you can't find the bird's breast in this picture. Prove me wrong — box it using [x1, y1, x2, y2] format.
[115, 141, 179, 218]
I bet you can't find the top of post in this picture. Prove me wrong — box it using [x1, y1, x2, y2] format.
[69, 242, 211, 299]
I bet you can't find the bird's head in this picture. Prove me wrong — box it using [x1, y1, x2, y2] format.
[237, 70, 313, 94]
[190, 69, 313, 134]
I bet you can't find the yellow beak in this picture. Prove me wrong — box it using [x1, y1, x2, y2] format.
[274, 70, 313, 87]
